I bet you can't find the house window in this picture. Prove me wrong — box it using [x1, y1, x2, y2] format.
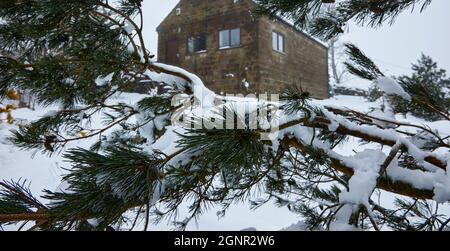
[188, 33, 206, 53]
[219, 28, 240, 49]
[272, 31, 284, 53]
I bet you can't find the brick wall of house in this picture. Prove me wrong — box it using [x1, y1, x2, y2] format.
[157, 0, 259, 95]
[256, 18, 330, 99]
[157, 0, 329, 98]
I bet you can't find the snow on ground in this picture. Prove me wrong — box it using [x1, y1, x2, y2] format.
[0, 105, 66, 199]
[332, 78, 372, 93]
[0, 94, 448, 231]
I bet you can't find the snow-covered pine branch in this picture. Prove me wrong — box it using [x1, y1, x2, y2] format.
[0, 0, 448, 231]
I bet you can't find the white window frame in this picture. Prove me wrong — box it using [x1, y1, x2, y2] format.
[272, 31, 285, 53]
[219, 28, 241, 49]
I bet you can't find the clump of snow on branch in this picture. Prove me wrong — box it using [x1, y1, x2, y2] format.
[375, 77, 411, 101]
[152, 63, 216, 109]
[95, 72, 114, 86]
[339, 150, 384, 208]
[433, 163, 450, 202]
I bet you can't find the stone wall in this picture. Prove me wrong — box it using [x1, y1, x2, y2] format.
[256, 19, 329, 99]
[157, 0, 329, 98]
[157, 0, 259, 95]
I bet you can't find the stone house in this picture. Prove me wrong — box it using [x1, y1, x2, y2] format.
[157, 0, 329, 99]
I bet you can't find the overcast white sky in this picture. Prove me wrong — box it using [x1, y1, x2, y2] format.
[142, 0, 450, 78]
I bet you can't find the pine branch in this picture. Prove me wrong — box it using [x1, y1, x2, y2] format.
[94, 0, 150, 64]
[284, 137, 435, 200]
[344, 43, 384, 81]
[0, 213, 49, 223]
[325, 106, 449, 148]
[262, 109, 447, 170]
[255, 0, 433, 40]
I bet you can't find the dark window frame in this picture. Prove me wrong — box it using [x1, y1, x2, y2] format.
[187, 32, 207, 54]
[272, 31, 285, 53]
[219, 28, 241, 49]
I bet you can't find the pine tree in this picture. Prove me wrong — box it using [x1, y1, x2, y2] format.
[368, 54, 450, 121]
[0, 0, 449, 231]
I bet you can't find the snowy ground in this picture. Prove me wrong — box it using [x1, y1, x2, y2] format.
[0, 94, 448, 231]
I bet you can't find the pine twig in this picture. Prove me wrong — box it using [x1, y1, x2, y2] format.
[0, 213, 50, 222]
